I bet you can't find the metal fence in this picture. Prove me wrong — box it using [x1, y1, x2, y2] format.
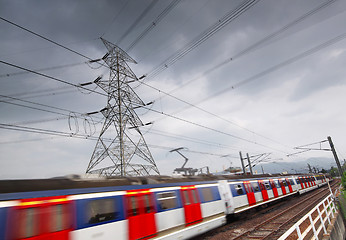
[278, 194, 336, 240]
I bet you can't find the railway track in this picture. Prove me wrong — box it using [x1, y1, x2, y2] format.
[196, 181, 339, 240]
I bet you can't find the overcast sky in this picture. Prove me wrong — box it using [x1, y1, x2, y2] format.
[1, 0, 346, 179]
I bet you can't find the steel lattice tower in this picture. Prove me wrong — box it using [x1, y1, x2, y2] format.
[86, 38, 160, 177]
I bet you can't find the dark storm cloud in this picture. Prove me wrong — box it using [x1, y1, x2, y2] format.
[1, 0, 346, 179]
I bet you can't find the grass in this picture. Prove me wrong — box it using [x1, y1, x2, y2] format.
[339, 191, 346, 219]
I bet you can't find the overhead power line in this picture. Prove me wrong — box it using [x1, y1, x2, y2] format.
[145, 0, 260, 79]
[101, 1, 130, 37]
[136, 77, 291, 150]
[141, 104, 289, 154]
[0, 94, 81, 116]
[0, 60, 108, 97]
[0, 61, 87, 79]
[117, 0, 159, 45]
[166, 0, 338, 95]
[201, 30, 346, 101]
[126, 0, 182, 52]
[0, 58, 288, 155]
[0, 16, 94, 61]
[0, 123, 238, 160]
[0, 60, 288, 155]
[147, 128, 239, 150]
[163, 30, 346, 126]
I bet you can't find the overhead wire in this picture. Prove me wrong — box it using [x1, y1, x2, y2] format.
[0, 94, 83, 116]
[126, 0, 182, 52]
[135, 77, 292, 150]
[143, 30, 346, 150]
[0, 16, 95, 61]
[101, 0, 130, 37]
[1, 3, 325, 157]
[0, 60, 290, 156]
[135, 0, 211, 64]
[165, 0, 338, 96]
[0, 86, 72, 99]
[0, 60, 108, 97]
[0, 61, 87, 79]
[116, 0, 159, 45]
[145, 0, 260, 79]
[195, 30, 346, 103]
[145, 128, 239, 150]
[140, 104, 290, 154]
[0, 123, 239, 161]
[122, 0, 339, 151]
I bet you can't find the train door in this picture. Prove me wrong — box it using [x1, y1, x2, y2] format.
[279, 179, 287, 195]
[307, 177, 311, 187]
[180, 186, 202, 226]
[243, 181, 256, 206]
[217, 180, 234, 214]
[126, 189, 157, 240]
[298, 177, 305, 189]
[285, 178, 293, 193]
[312, 177, 316, 186]
[269, 179, 278, 198]
[10, 196, 73, 240]
[258, 180, 268, 202]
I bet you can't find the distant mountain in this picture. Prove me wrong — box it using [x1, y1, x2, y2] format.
[251, 157, 336, 175]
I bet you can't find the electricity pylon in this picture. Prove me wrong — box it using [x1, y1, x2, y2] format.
[86, 38, 160, 177]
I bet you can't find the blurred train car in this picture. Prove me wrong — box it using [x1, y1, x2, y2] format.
[0, 174, 328, 240]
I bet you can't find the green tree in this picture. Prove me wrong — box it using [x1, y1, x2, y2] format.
[329, 167, 338, 177]
[342, 171, 346, 189]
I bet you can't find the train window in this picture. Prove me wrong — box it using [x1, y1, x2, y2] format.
[269, 181, 275, 189]
[275, 181, 280, 188]
[128, 196, 138, 217]
[183, 191, 191, 205]
[191, 189, 199, 203]
[144, 195, 154, 213]
[296, 178, 300, 184]
[244, 183, 253, 193]
[289, 179, 294, 185]
[282, 180, 287, 187]
[265, 182, 271, 190]
[235, 184, 244, 195]
[87, 198, 117, 224]
[49, 204, 69, 232]
[252, 182, 260, 192]
[259, 182, 265, 191]
[201, 188, 214, 202]
[17, 208, 39, 239]
[157, 191, 178, 210]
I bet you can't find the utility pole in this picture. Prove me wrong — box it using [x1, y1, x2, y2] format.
[246, 153, 253, 175]
[327, 136, 343, 177]
[261, 165, 265, 174]
[290, 136, 344, 177]
[239, 151, 246, 174]
[86, 38, 160, 177]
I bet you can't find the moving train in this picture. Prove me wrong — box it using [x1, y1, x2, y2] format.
[0, 173, 329, 240]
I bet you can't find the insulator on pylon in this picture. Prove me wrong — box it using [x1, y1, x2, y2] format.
[102, 52, 110, 60]
[79, 82, 93, 86]
[89, 58, 101, 63]
[86, 110, 100, 115]
[94, 76, 102, 83]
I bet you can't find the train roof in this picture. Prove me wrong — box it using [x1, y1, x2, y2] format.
[0, 173, 317, 195]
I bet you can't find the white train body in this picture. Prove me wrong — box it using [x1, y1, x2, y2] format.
[0, 174, 329, 240]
